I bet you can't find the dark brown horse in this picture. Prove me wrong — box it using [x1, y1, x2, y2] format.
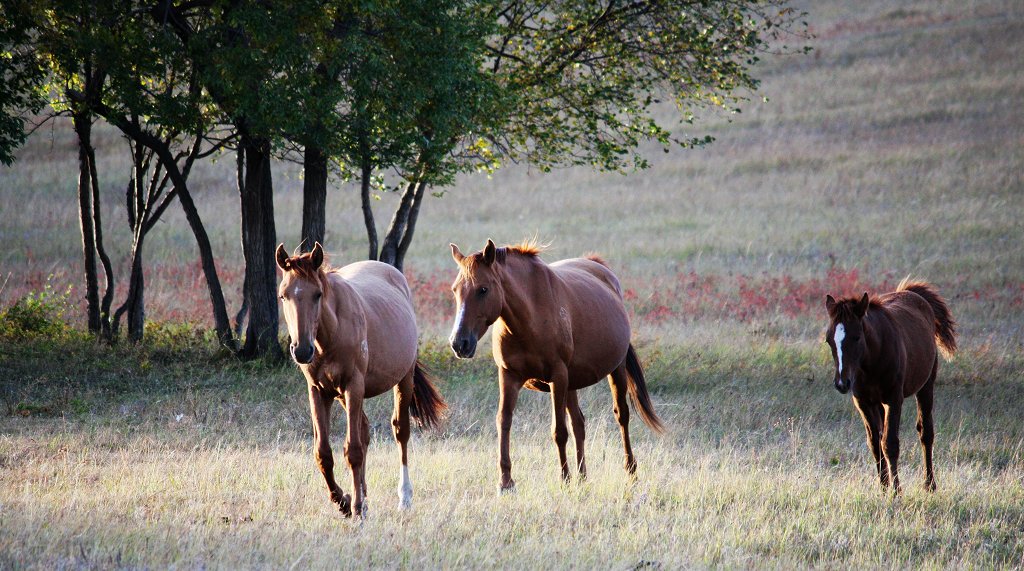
[825, 279, 957, 493]
[448, 239, 664, 491]
[276, 243, 446, 517]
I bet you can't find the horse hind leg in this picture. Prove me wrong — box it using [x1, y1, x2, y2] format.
[608, 367, 637, 476]
[916, 362, 937, 492]
[360, 410, 370, 499]
[393, 371, 415, 510]
[566, 389, 587, 481]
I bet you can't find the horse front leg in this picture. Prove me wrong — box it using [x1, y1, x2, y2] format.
[307, 384, 350, 515]
[881, 399, 904, 494]
[548, 366, 571, 484]
[854, 397, 886, 488]
[496, 368, 523, 493]
[344, 384, 368, 518]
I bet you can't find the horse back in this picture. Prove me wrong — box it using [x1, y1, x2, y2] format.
[331, 261, 418, 395]
[877, 290, 938, 397]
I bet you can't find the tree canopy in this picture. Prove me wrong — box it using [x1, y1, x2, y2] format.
[0, 0, 806, 352]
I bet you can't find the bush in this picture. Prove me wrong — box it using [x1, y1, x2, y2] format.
[0, 281, 75, 340]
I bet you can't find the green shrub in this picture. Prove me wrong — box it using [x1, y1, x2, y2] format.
[0, 281, 75, 340]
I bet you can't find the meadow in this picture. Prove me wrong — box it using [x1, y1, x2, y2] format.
[2, 0, 1024, 568]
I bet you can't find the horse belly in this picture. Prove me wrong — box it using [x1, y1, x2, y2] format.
[886, 297, 938, 397]
[566, 300, 631, 388]
[361, 293, 418, 398]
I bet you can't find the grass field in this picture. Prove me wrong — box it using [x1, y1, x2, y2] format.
[2, 0, 1024, 568]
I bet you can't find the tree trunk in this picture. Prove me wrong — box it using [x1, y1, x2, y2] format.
[301, 146, 327, 253]
[360, 158, 378, 260]
[84, 100, 235, 349]
[125, 246, 145, 342]
[87, 139, 114, 338]
[378, 180, 418, 267]
[239, 134, 283, 360]
[72, 111, 101, 333]
[175, 180, 235, 350]
[111, 232, 146, 343]
[394, 181, 427, 272]
[233, 145, 249, 338]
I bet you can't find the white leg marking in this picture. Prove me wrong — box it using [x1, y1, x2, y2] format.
[398, 465, 413, 510]
[834, 324, 846, 374]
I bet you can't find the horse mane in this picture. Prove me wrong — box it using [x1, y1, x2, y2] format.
[463, 239, 547, 277]
[829, 294, 883, 322]
[284, 250, 334, 287]
[503, 238, 547, 258]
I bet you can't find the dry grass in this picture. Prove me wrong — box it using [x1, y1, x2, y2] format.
[2, 0, 1024, 568]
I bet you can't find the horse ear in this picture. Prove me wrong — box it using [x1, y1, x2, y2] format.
[275, 243, 289, 271]
[450, 243, 465, 264]
[311, 242, 324, 270]
[854, 292, 870, 317]
[825, 294, 837, 316]
[483, 238, 497, 265]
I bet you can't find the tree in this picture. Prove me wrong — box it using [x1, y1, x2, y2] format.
[328, 0, 505, 269]
[151, 0, 317, 360]
[483, 1, 808, 171]
[28, 0, 120, 337]
[352, 1, 808, 266]
[0, 2, 47, 166]
[30, 0, 237, 346]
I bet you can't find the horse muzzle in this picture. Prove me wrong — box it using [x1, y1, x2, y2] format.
[834, 375, 852, 394]
[450, 333, 478, 359]
[290, 341, 315, 364]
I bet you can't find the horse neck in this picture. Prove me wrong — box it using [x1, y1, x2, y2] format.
[314, 271, 346, 348]
[497, 254, 555, 336]
[861, 307, 896, 374]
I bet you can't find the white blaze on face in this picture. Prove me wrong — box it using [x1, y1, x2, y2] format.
[450, 300, 467, 341]
[398, 465, 413, 510]
[834, 323, 846, 374]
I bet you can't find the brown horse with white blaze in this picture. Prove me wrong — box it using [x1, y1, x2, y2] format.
[825, 279, 957, 493]
[276, 243, 446, 517]
[448, 239, 664, 491]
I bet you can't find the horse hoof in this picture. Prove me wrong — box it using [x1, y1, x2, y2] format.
[498, 480, 516, 495]
[337, 493, 353, 517]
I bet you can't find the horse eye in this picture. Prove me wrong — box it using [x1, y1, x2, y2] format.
[479, 286, 488, 295]
[314, 292, 322, 300]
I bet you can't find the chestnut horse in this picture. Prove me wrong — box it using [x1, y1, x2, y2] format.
[448, 240, 664, 491]
[825, 279, 957, 493]
[276, 243, 446, 517]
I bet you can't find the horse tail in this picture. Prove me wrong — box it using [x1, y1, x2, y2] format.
[899, 279, 958, 359]
[624, 344, 666, 434]
[410, 361, 448, 429]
